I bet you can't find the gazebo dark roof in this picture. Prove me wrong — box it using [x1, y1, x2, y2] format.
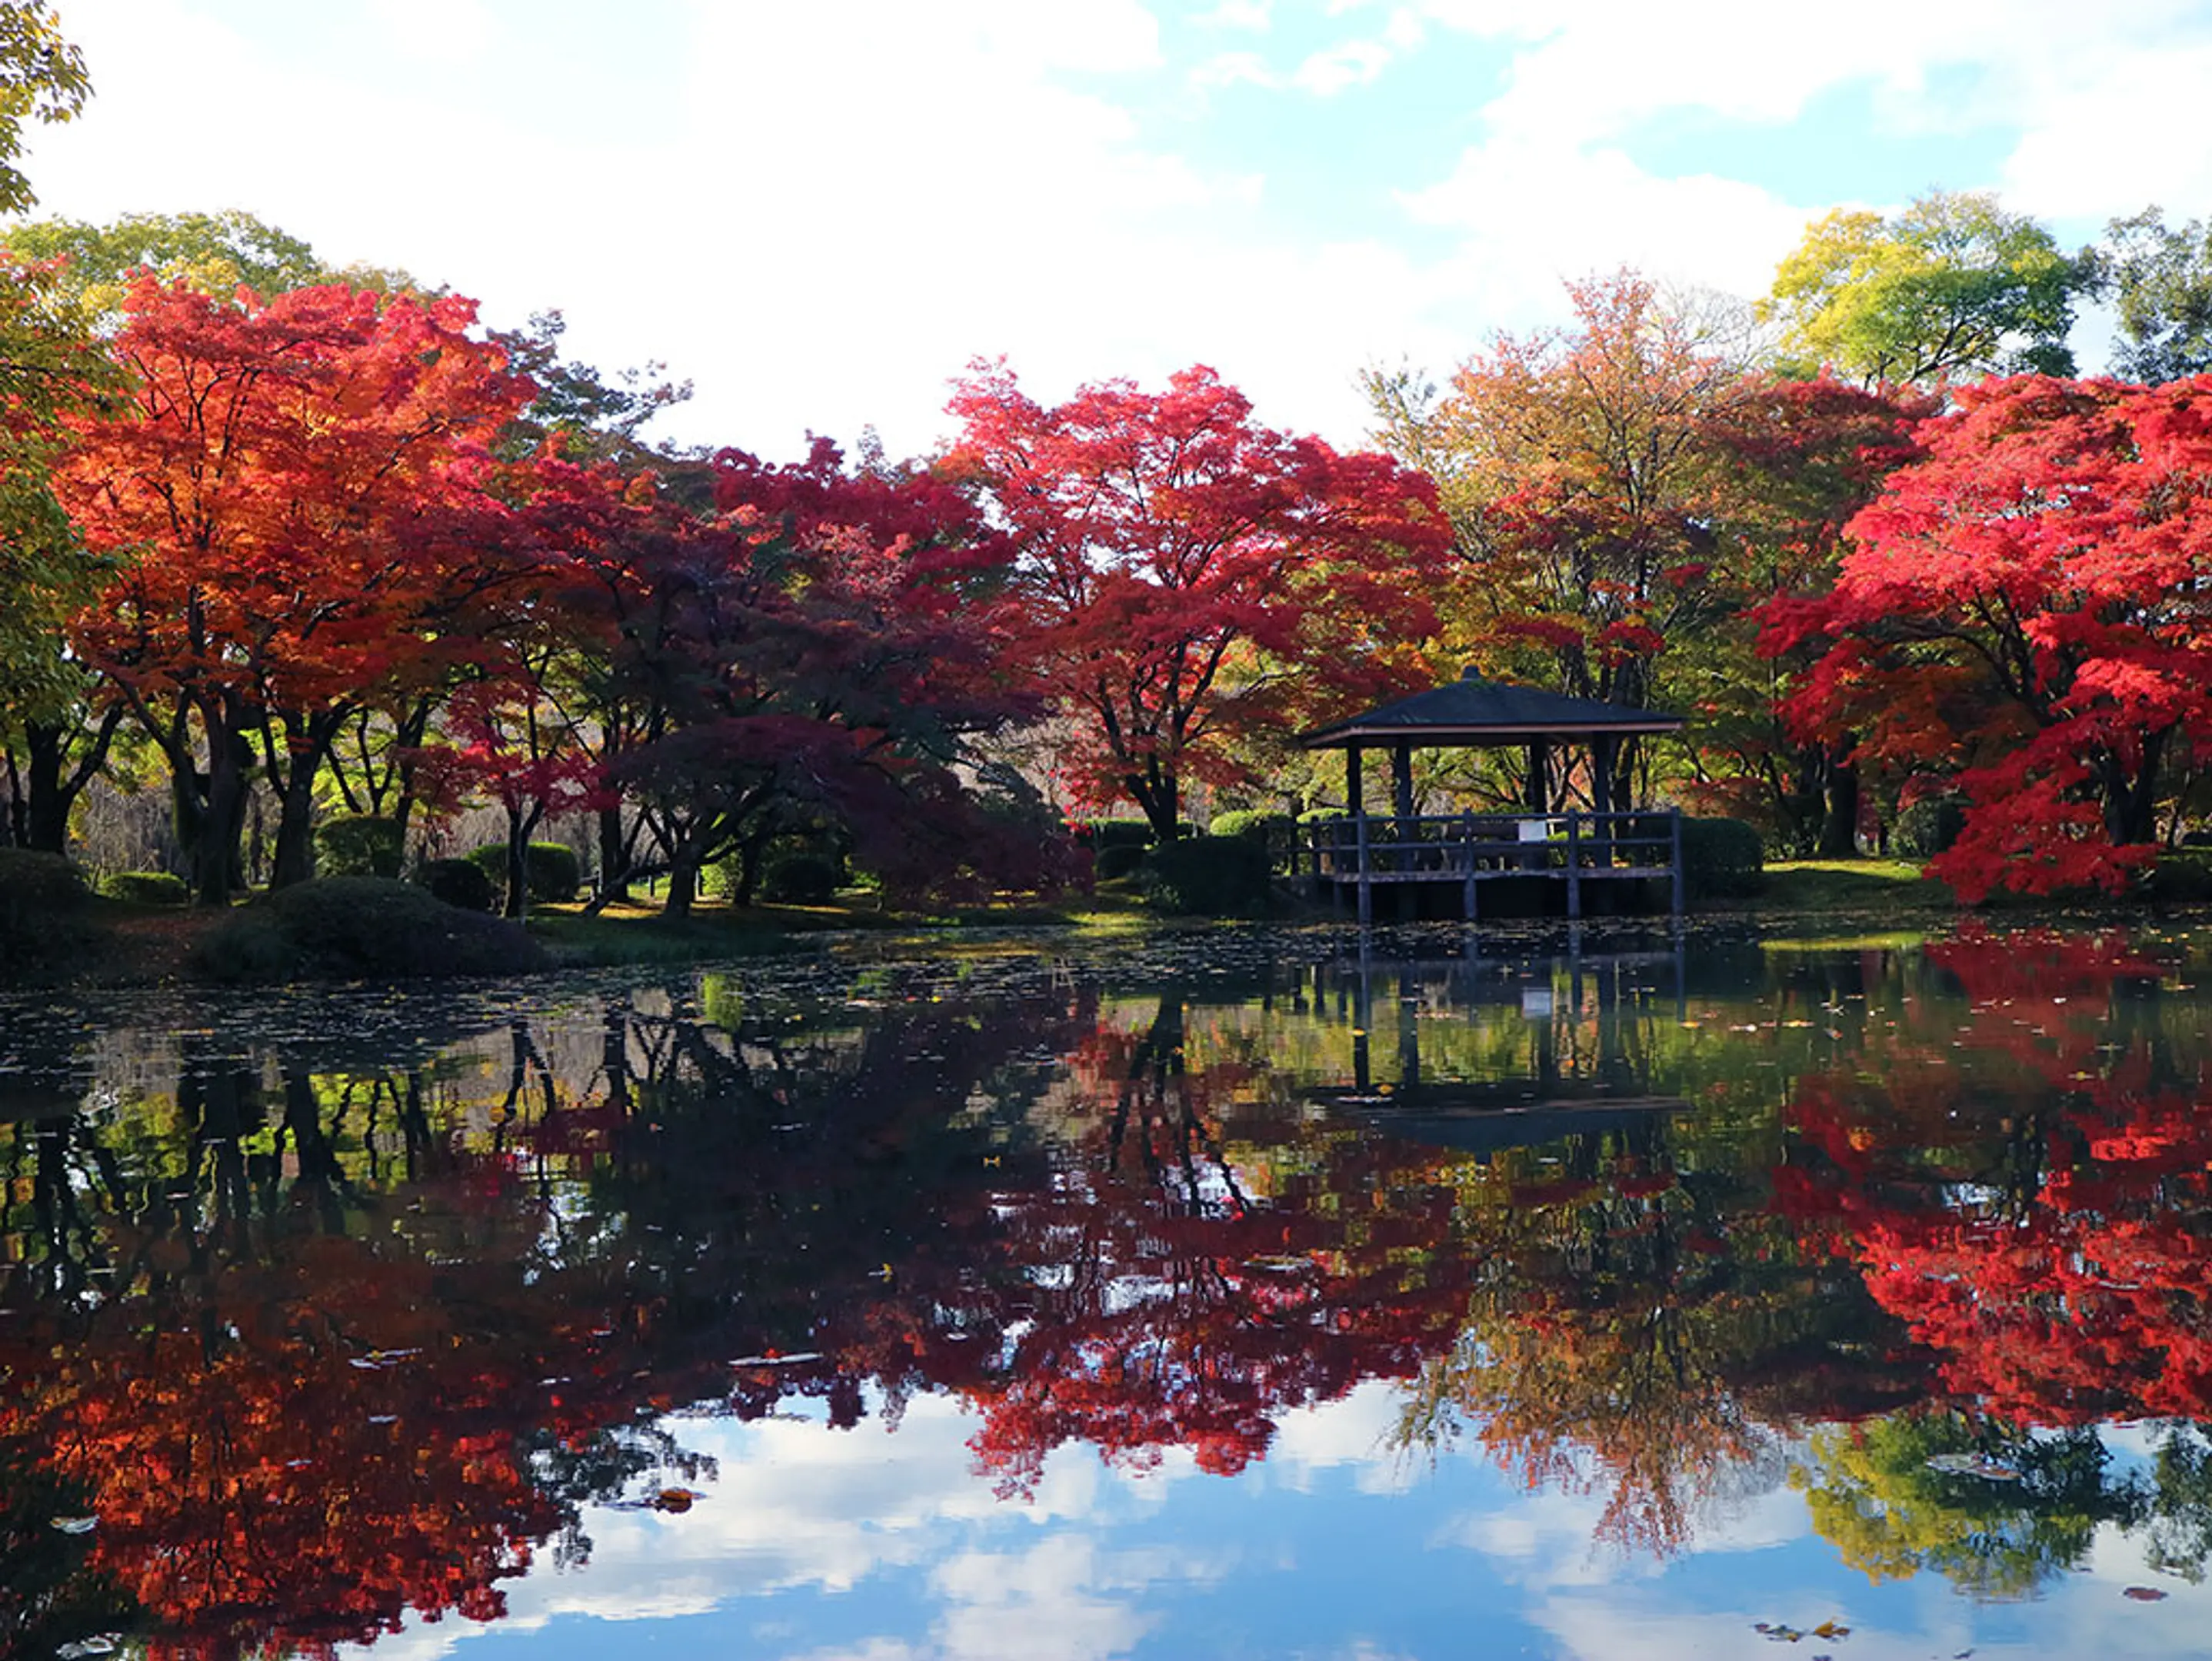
[1299, 668, 1685, 749]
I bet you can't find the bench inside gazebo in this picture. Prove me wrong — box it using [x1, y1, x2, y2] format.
[1298, 668, 1688, 924]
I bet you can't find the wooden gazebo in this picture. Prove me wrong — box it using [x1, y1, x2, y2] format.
[1298, 667, 1687, 924]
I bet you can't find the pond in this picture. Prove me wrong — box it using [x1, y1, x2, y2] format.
[5, 919, 2212, 1659]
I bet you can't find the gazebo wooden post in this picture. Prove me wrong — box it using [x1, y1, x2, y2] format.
[1525, 741, 1549, 814]
[1347, 743, 1371, 925]
[1592, 733, 1616, 871]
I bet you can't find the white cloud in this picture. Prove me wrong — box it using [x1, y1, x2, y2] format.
[1291, 38, 1395, 96]
[366, 0, 495, 61]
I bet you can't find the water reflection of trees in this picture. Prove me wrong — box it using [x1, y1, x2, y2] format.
[1777, 927, 2212, 1596]
[9, 928, 2212, 1646]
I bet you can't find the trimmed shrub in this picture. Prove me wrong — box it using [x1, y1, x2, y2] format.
[1094, 842, 1148, 882]
[1142, 834, 1273, 916]
[197, 876, 548, 982]
[1677, 816, 1764, 900]
[98, 870, 190, 907]
[466, 840, 582, 905]
[1073, 819, 1158, 853]
[417, 857, 498, 913]
[758, 851, 838, 905]
[0, 849, 89, 974]
[2147, 850, 2212, 903]
[315, 815, 405, 878]
[1209, 809, 1298, 875]
[1894, 795, 1968, 860]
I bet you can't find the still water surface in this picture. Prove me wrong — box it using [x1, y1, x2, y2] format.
[5, 920, 2212, 1659]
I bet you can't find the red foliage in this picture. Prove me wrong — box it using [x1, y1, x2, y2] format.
[948, 363, 1451, 836]
[1767, 375, 2212, 898]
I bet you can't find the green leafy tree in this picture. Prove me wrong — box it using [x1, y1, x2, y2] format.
[2, 208, 415, 318]
[1762, 190, 2087, 387]
[0, 2, 86, 215]
[2090, 205, 2212, 384]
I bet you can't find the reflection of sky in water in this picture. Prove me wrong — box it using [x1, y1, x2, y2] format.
[348, 1383, 2212, 1661]
[13, 924, 2212, 1658]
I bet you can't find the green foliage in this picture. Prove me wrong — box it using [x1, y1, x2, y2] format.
[1763, 190, 2086, 384]
[1074, 819, 1160, 851]
[1209, 809, 1299, 875]
[2090, 206, 2212, 384]
[1094, 843, 1148, 882]
[0, 846, 86, 972]
[417, 857, 498, 914]
[97, 870, 188, 907]
[466, 841, 581, 904]
[758, 851, 838, 905]
[315, 814, 405, 878]
[2, 208, 415, 317]
[1677, 815, 1764, 900]
[1892, 796, 1968, 860]
[195, 876, 548, 983]
[2146, 850, 2212, 904]
[0, 4, 87, 215]
[1141, 834, 1273, 916]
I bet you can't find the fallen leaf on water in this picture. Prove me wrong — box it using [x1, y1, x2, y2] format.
[2123, 1586, 2169, 1601]
[652, 1486, 701, 1513]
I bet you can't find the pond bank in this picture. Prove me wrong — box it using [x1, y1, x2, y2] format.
[3, 858, 1989, 990]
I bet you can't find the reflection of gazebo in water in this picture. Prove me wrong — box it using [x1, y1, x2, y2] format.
[1298, 667, 1688, 924]
[1302, 938, 1691, 1161]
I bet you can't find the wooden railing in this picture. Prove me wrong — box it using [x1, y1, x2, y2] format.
[1304, 807, 1682, 920]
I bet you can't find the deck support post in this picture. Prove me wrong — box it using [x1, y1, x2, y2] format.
[1567, 813, 1581, 919]
[1670, 807, 1685, 917]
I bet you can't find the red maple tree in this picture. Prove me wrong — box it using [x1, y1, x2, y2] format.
[1765, 375, 2212, 899]
[58, 278, 534, 902]
[948, 363, 1451, 837]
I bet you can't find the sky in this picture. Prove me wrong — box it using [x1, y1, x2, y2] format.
[18, 0, 2212, 461]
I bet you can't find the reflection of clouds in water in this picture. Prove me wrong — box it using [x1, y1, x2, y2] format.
[1263, 1380, 1417, 1496]
[339, 1389, 1231, 1660]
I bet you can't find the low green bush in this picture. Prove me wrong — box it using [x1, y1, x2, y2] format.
[758, 851, 838, 904]
[315, 815, 405, 878]
[417, 857, 498, 913]
[1893, 795, 1968, 860]
[98, 870, 190, 907]
[1209, 810, 1299, 874]
[1677, 815, 1764, 900]
[0, 849, 89, 974]
[1073, 819, 1158, 852]
[197, 876, 548, 982]
[1142, 834, 1273, 916]
[466, 841, 582, 905]
[2147, 850, 2212, 903]
[1094, 843, 1148, 882]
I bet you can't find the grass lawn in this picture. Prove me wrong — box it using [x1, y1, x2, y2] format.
[1755, 857, 1955, 914]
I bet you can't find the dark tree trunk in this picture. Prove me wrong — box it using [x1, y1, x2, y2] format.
[1817, 753, 1861, 858]
[596, 804, 631, 903]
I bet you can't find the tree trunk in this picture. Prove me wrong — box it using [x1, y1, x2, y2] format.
[596, 805, 631, 903]
[267, 770, 319, 890]
[22, 725, 67, 854]
[662, 840, 701, 920]
[1817, 752, 1861, 858]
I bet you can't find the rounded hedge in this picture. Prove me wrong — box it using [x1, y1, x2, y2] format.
[1142, 834, 1273, 916]
[466, 841, 582, 905]
[417, 857, 498, 913]
[758, 851, 838, 905]
[1677, 816, 1764, 900]
[98, 870, 190, 907]
[1094, 843, 1148, 882]
[0, 850, 89, 974]
[315, 815, 405, 878]
[197, 877, 549, 982]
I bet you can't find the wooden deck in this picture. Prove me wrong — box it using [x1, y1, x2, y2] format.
[1305, 807, 1684, 924]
